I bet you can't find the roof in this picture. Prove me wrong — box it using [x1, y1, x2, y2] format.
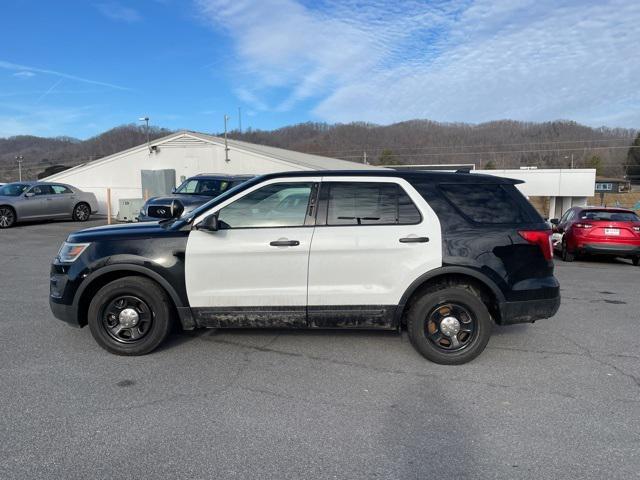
[44, 130, 382, 181]
[245, 169, 522, 185]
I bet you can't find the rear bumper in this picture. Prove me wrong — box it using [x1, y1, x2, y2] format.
[579, 243, 640, 256]
[499, 295, 561, 325]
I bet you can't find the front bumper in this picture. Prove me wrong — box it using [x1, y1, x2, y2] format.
[579, 243, 640, 256]
[49, 297, 81, 327]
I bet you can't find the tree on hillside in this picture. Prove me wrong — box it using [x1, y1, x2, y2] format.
[626, 132, 640, 178]
[378, 149, 399, 165]
[483, 160, 497, 170]
[586, 155, 603, 176]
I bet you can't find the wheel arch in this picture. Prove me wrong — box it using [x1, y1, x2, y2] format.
[395, 267, 505, 326]
[74, 264, 195, 330]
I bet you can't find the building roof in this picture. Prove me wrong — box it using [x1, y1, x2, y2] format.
[45, 130, 381, 181]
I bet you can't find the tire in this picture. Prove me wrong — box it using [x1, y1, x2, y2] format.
[0, 206, 16, 228]
[561, 240, 574, 262]
[633, 256, 639, 267]
[72, 202, 91, 222]
[406, 285, 492, 365]
[87, 276, 173, 355]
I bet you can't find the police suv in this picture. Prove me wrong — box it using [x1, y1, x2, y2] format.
[50, 170, 560, 364]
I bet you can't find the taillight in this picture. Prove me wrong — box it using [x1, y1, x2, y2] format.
[518, 230, 553, 261]
[574, 223, 593, 229]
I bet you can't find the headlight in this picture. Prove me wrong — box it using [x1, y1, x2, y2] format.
[57, 242, 90, 263]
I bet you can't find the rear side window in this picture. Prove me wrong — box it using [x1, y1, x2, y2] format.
[51, 185, 72, 194]
[326, 182, 421, 226]
[439, 184, 532, 224]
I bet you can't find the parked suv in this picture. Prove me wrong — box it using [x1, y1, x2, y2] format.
[551, 207, 640, 264]
[137, 173, 252, 221]
[49, 170, 560, 364]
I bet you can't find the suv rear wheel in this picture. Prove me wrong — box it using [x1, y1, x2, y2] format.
[407, 285, 492, 365]
[88, 276, 173, 355]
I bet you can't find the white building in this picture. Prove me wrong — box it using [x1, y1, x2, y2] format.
[45, 131, 379, 215]
[474, 168, 596, 219]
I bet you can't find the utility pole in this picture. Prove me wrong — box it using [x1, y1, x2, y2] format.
[362, 151, 368, 165]
[15, 155, 24, 181]
[139, 116, 150, 152]
[224, 115, 230, 162]
[238, 107, 242, 134]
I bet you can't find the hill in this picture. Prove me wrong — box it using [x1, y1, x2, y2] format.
[0, 120, 636, 182]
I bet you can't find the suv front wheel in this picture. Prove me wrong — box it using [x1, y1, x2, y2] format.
[88, 276, 173, 355]
[407, 285, 492, 365]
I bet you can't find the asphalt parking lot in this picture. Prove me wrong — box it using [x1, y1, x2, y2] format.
[1, 219, 639, 479]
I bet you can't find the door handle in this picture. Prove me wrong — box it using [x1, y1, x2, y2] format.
[399, 236, 429, 243]
[269, 239, 300, 247]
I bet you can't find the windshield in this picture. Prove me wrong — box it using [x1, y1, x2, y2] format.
[0, 183, 30, 196]
[580, 210, 640, 222]
[175, 178, 231, 196]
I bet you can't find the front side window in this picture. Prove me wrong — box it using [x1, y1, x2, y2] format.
[217, 182, 313, 229]
[326, 182, 421, 226]
[28, 185, 54, 196]
[176, 179, 230, 196]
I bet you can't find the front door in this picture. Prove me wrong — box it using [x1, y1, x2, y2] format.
[185, 178, 319, 327]
[307, 178, 442, 328]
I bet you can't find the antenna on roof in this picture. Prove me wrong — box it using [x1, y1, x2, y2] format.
[223, 115, 230, 162]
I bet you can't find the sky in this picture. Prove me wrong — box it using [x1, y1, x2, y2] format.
[0, 0, 639, 139]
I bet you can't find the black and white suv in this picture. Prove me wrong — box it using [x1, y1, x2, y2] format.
[49, 170, 560, 364]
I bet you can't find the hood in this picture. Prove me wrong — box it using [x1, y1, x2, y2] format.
[67, 221, 172, 243]
[146, 195, 212, 209]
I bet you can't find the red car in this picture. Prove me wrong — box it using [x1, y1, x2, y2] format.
[551, 207, 640, 264]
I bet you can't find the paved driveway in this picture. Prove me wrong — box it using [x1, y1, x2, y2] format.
[1, 220, 638, 479]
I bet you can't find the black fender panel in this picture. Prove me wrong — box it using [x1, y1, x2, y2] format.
[393, 266, 506, 325]
[72, 264, 195, 330]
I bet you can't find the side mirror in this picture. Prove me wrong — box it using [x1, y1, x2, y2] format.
[196, 213, 219, 232]
[170, 199, 184, 218]
[24, 192, 35, 198]
[550, 218, 559, 225]
[171, 187, 177, 194]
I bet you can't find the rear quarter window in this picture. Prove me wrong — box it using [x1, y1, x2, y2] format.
[439, 183, 535, 224]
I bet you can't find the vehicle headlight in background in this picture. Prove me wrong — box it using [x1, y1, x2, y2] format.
[57, 242, 90, 263]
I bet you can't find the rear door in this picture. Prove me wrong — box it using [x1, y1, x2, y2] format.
[307, 177, 442, 328]
[185, 178, 320, 327]
[50, 185, 75, 216]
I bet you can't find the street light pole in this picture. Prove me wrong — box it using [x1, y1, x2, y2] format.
[15, 155, 24, 181]
[223, 115, 230, 162]
[139, 116, 150, 152]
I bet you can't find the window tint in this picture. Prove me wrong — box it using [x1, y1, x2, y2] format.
[579, 210, 640, 222]
[218, 182, 312, 228]
[29, 185, 55, 196]
[51, 185, 72, 194]
[326, 182, 421, 226]
[439, 184, 531, 224]
[176, 179, 230, 196]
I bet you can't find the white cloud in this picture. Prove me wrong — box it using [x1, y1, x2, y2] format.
[196, 0, 640, 127]
[13, 71, 35, 78]
[95, 3, 141, 23]
[0, 103, 94, 138]
[0, 60, 128, 90]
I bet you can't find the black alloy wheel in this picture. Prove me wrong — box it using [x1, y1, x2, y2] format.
[0, 206, 16, 228]
[88, 276, 173, 355]
[73, 203, 91, 222]
[407, 285, 492, 365]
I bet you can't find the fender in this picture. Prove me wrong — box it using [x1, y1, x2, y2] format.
[393, 265, 506, 325]
[72, 263, 195, 330]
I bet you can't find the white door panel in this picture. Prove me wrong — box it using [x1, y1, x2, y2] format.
[186, 228, 313, 307]
[308, 177, 442, 307]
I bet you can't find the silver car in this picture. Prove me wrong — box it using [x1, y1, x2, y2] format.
[0, 181, 98, 228]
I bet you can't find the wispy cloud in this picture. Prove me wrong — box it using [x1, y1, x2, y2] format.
[95, 2, 141, 23]
[196, 0, 640, 127]
[0, 102, 95, 138]
[13, 71, 35, 78]
[36, 78, 64, 104]
[0, 60, 129, 90]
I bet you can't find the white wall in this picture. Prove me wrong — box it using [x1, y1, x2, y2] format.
[46, 137, 310, 215]
[475, 168, 596, 197]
